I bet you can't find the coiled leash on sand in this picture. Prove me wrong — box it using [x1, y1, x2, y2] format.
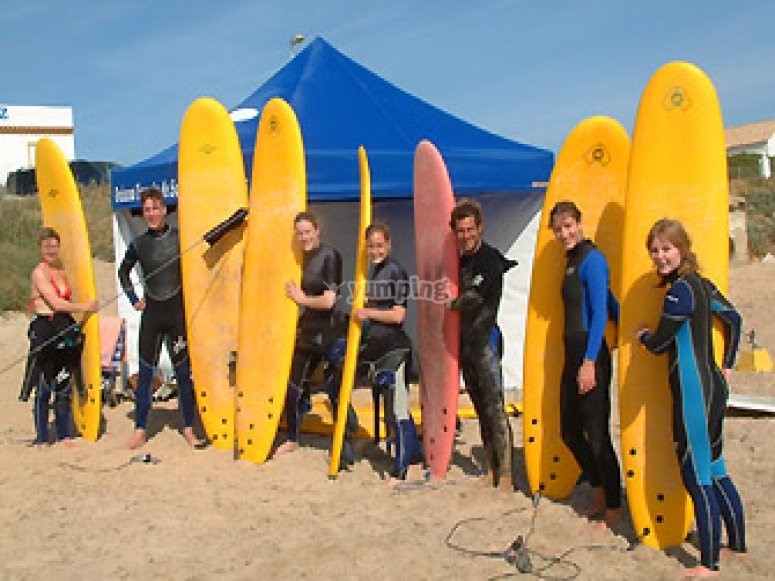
[446, 493, 642, 579]
[58, 453, 161, 473]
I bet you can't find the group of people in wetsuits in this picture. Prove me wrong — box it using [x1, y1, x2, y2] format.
[550, 201, 746, 577]
[24, 188, 746, 576]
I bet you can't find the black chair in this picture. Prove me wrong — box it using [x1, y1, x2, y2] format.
[365, 348, 411, 455]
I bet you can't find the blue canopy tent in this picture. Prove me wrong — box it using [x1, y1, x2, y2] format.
[111, 36, 551, 206]
[110, 36, 553, 389]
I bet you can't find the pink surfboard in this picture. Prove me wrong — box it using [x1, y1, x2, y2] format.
[413, 140, 460, 478]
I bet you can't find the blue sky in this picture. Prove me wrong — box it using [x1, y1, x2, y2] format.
[3, 1, 773, 166]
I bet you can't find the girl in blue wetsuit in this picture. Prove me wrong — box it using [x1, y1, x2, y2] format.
[550, 201, 622, 526]
[637, 218, 746, 577]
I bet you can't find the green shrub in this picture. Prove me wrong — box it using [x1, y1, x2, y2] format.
[746, 189, 775, 216]
[0, 184, 114, 312]
[729, 155, 759, 181]
[80, 184, 115, 261]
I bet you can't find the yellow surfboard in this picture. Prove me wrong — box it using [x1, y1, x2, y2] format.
[236, 98, 306, 464]
[522, 116, 629, 499]
[328, 146, 371, 477]
[34, 138, 101, 441]
[178, 97, 248, 452]
[619, 62, 728, 549]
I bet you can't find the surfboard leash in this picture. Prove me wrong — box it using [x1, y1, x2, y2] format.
[445, 493, 639, 579]
[57, 453, 161, 473]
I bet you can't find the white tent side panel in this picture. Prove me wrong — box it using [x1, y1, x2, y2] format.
[112, 191, 542, 392]
[499, 209, 540, 393]
[113, 212, 175, 379]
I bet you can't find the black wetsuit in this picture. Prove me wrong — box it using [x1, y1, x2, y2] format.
[118, 224, 196, 431]
[360, 256, 412, 358]
[285, 244, 354, 444]
[360, 256, 421, 478]
[559, 239, 621, 510]
[452, 241, 514, 486]
[22, 313, 83, 443]
[640, 272, 746, 570]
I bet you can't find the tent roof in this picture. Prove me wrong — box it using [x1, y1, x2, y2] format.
[111, 37, 552, 209]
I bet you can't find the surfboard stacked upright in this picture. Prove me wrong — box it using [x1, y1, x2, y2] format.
[35, 138, 102, 441]
[523, 61, 730, 550]
[522, 117, 629, 499]
[178, 97, 248, 453]
[328, 146, 372, 478]
[619, 61, 729, 549]
[413, 140, 460, 479]
[178, 97, 306, 463]
[234, 98, 308, 465]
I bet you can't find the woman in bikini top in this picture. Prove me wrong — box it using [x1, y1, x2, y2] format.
[22, 228, 99, 445]
[29, 228, 96, 317]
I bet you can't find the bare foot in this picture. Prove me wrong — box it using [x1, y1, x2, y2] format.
[579, 487, 605, 518]
[579, 504, 604, 518]
[387, 476, 404, 488]
[604, 508, 622, 528]
[475, 472, 514, 492]
[583, 520, 610, 534]
[405, 464, 426, 481]
[59, 438, 76, 449]
[125, 429, 147, 450]
[720, 547, 747, 561]
[681, 565, 719, 578]
[182, 427, 204, 448]
[273, 441, 299, 458]
[387, 464, 426, 487]
[495, 478, 515, 493]
[583, 510, 621, 534]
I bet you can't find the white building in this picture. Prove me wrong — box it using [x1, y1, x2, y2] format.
[0, 104, 75, 186]
[725, 119, 775, 179]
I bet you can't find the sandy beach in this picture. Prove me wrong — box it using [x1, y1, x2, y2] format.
[0, 259, 772, 580]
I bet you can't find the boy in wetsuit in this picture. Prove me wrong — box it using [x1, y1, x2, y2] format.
[118, 188, 199, 449]
[449, 199, 515, 490]
[275, 211, 357, 463]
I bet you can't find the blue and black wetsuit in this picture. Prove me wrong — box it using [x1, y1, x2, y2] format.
[285, 244, 356, 451]
[560, 239, 622, 510]
[640, 272, 746, 571]
[359, 256, 421, 478]
[118, 224, 196, 432]
[452, 241, 515, 487]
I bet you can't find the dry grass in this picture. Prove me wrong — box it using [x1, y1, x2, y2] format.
[0, 184, 114, 311]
